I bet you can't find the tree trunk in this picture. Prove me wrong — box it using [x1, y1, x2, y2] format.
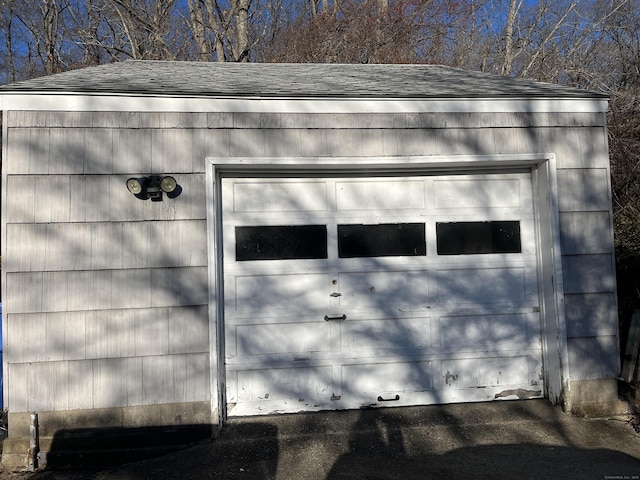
[2, 1, 17, 82]
[234, 0, 249, 61]
[501, 0, 519, 76]
[42, 0, 60, 74]
[377, 0, 388, 17]
[187, 0, 210, 61]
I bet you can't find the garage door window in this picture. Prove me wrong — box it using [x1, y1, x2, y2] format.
[338, 223, 426, 258]
[236, 225, 328, 261]
[436, 221, 521, 255]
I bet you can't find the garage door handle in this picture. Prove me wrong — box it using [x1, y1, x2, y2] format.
[377, 395, 400, 402]
[324, 314, 347, 321]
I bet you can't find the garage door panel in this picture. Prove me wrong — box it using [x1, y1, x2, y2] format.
[341, 317, 431, 351]
[339, 271, 432, 307]
[436, 267, 527, 306]
[439, 314, 529, 348]
[236, 322, 332, 356]
[233, 366, 335, 403]
[336, 180, 426, 210]
[230, 181, 329, 213]
[343, 361, 434, 395]
[441, 356, 530, 389]
[232, 273, 331, 311]
[429, 255, 538, 272]
[434, 178, 522, 209]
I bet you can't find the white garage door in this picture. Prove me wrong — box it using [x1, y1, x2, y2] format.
[222, 172, 543, 416]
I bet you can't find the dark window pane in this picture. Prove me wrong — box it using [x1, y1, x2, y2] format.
[338, 223, 426, 258]
[236, 225, 327, 261]
[436, 221, 521, 255]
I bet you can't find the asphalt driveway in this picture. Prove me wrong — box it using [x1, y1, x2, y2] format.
[3, 399, 640, 480]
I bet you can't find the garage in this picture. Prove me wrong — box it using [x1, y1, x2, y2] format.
[0, 61, 621, 465]
[221, 170, 543, 416]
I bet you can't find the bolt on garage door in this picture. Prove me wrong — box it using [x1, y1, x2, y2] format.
[222, 172, 543, 416]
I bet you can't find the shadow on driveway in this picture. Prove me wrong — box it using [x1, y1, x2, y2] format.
[3, 400, 640, 480]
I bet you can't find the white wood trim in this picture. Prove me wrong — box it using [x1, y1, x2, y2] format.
[205, 162, 225, 430]
[0, 94, 608, 114]
[207, 153, 552, 171]
[532, 157, 570, 404]
[1, 111, 8, 410]
[546, 156, 570, 390]
[205, 153, 570, 419]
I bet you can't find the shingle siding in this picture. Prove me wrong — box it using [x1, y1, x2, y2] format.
[2, 108, 617, 412]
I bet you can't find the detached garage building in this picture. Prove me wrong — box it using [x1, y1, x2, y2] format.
[0, 61, 621, 467]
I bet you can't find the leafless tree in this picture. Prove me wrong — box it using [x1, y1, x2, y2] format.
[185, 0, 260, 62]
[102, 0, 177, 60]
[4, 0, 69, 76]
[0, 0, 17, 82]
[257, 0, 474, 64]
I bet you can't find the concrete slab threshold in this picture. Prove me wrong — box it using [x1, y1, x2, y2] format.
[4, 399, 640, 479]
[212, 399, 640, 479]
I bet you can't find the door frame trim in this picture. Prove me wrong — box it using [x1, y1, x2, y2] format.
[205, 153, 569, 427]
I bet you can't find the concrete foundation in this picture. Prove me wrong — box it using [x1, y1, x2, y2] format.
[566, 379, 628, 417]
[1, 401, 213, 471]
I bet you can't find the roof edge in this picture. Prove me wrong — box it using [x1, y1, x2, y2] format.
[0, 93, 609, 114]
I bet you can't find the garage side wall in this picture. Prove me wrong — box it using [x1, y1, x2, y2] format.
[2, 109, 618, 435]
[2, 112, 213, 442]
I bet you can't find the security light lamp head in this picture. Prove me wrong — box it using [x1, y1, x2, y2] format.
[126, 175, 179, 201]
[160, 176, 177, 193]
[126, 177, 143, 195]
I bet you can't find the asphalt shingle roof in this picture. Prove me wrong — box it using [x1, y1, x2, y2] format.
[0, 60, 605, 99]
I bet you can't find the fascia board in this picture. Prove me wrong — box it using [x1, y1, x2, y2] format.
[0, 93, 608, 114]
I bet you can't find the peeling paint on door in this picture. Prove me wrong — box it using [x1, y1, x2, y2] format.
[494, 389, 542, 400]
